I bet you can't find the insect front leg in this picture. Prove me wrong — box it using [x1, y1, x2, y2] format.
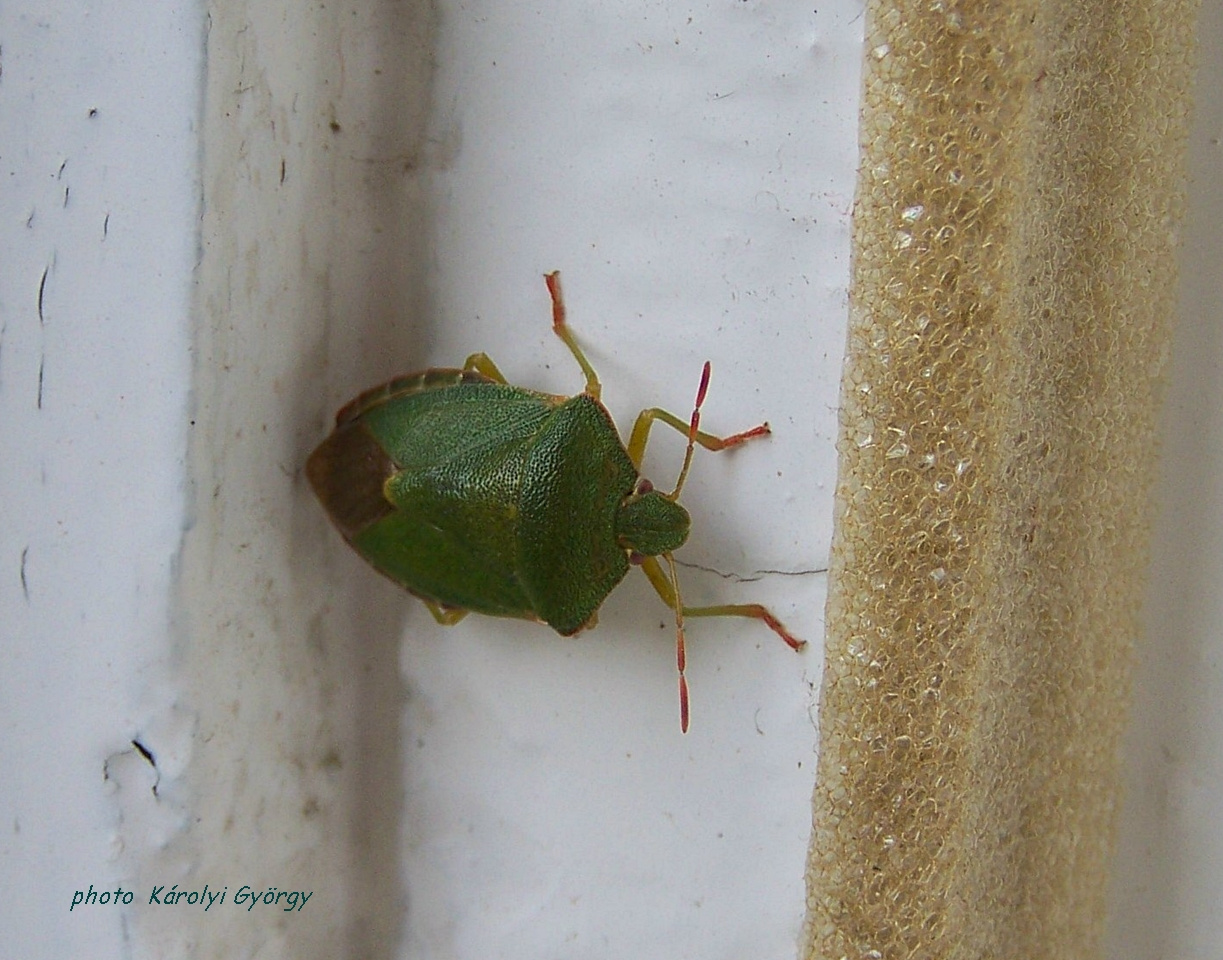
[635, 553, 804, 731]
[625, 407, 772, 469]
[626, 360, 770, 476]
[463, 352, 509, 384]
[637, 555, 805, 652]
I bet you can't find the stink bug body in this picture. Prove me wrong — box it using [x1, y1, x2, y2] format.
[307, 272, 804, 731]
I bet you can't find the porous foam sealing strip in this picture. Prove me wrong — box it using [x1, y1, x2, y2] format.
[802, 3, 1200, 958]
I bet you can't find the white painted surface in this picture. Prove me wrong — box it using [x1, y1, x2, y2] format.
[1105, 2, 1223, 957]
[0, 3, 202, 958]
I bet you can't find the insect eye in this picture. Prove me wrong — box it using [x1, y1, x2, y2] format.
[635, 478, 654, 495]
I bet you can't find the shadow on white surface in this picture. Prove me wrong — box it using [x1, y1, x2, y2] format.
[1106, 1, 1223, 956]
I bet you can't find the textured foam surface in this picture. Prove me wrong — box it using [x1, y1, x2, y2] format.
[802, 2, 1199, 957]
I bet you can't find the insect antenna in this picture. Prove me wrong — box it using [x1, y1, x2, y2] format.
[663, 551, 690, 733]
[668, 361, 712, 500]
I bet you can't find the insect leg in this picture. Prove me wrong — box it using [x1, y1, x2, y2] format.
[638, 555, 806, 652]
[422, 599, 470, 627]
[463, 352, 509, 384]
[626, 400, 771, 469]
[544, 271, 602, 400]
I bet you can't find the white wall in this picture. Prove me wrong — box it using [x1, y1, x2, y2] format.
[1105, 1, 1223, 955]
[0, 3, 201, 957]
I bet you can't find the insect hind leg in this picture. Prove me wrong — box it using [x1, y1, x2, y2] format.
[463, 352, 508, 384]
[423, 599, 470, 627]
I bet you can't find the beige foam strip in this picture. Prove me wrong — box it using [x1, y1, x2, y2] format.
[802, 3, 1199, 957]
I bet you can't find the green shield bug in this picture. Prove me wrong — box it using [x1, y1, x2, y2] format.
[307, 272, 805, 731]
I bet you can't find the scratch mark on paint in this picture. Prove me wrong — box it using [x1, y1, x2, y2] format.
[131, 739, 156, 767]
[37, 267, 48, 324]
[130, 740, 161, 797]
[20, 546, 30, 601]
[102, 741, 163, 798]
[675, 559, 829, 583]
[36, 263, 51, 409]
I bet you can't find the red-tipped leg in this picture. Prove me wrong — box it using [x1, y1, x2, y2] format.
[715, 422, 772, 448]
[543, 271, 601, 399]
[731, 604, 806, 652]
[625, 376, 772, 472]
[544, 271, 565, 331]
[638, 554, 805, 732]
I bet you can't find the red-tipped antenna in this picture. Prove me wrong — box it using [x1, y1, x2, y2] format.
[669, 361, 712, 501]
[664, 551, 690, 733]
